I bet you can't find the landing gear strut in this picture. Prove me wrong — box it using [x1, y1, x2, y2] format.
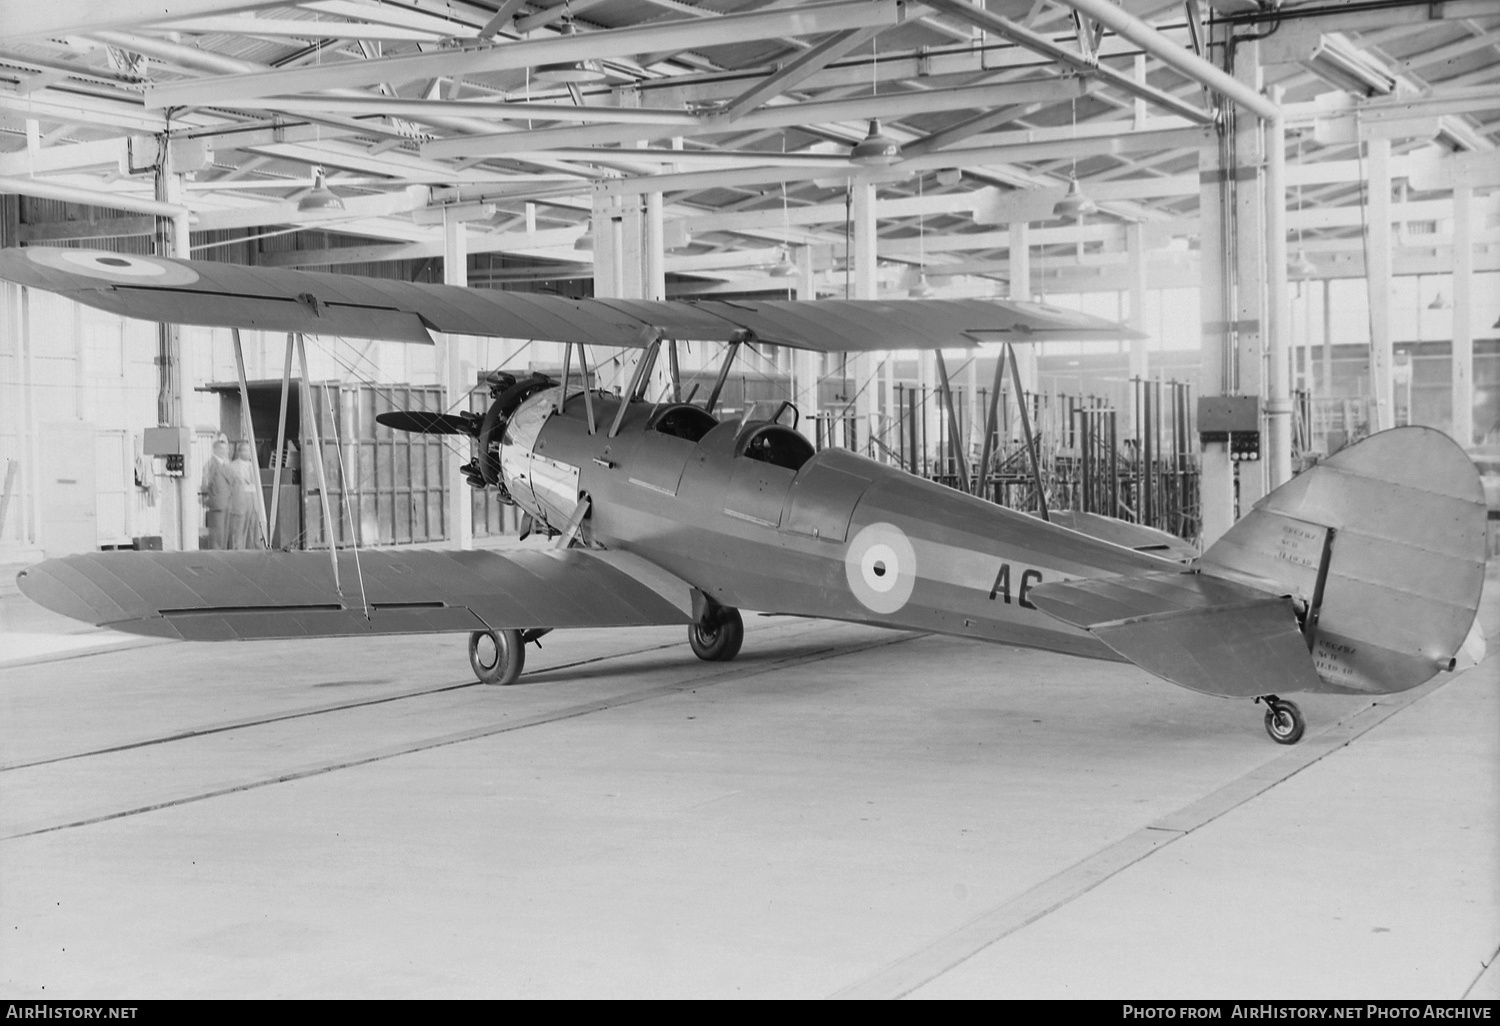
[690, 604, 744, 662]
[1256, 695, 1305, 745]
[470, 628, 525, 686]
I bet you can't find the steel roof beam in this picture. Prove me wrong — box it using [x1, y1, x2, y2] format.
[149, 16, 446, 42]
[421, 78, 1091, 158]
[923, 0, 1217, 124]
[249, 95, 703, 125]
[0, 89, 169, 134]
[145, 0, 906, 109]
[642, 33, 1144, 107]
[478, 0, 529, 38]
[89, 29, 262, 74]
[584, 125, 1208, 198]
[301, 0, 487, 36]
[1044, 0, 1280, 122]
[514, 0, 613, 35]
[902, 103, 1045, 157]
[0, 174, 189, 216]
[0, 0, 284, 42]
[721, 26, 887, 121]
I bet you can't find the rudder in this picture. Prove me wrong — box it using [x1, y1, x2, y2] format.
[1199, 426, 1487, 695]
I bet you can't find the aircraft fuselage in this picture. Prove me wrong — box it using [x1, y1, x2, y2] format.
[499, 388, 1176, 662]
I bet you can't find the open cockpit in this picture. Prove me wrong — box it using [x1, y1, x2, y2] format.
[647, 403, 720, 443]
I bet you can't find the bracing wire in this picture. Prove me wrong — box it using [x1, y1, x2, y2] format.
[320, 379, 370, 619]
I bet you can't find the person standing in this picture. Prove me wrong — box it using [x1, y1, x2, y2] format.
[200, 435, 233, 550]
[227, 441, 263, 549]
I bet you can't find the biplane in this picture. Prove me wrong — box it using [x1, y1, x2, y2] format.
[2, 246, 1487, 744]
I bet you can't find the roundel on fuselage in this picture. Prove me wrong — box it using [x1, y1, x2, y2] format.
[844, 522, 917, 615]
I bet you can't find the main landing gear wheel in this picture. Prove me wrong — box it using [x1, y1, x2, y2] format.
[1259, 695, 1305, 745]
[470, 628, 525, 685]
[690, 606, 744, 662]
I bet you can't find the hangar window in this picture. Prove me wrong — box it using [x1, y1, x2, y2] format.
[737, 424, 815, 471]
[648, 403, 719, 443]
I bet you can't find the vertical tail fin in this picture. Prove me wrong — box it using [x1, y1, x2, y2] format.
[1199, 426, 1487, 695]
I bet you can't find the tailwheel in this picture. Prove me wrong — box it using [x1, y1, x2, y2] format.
[689, 606, 744, 662]
[1258, 695, 1305, 745]
[470, 628, 525, 685]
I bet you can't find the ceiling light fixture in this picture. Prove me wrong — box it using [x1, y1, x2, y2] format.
[1054, 96, 1094, 219]
[911, 172, 932, 298]
[296, 167, 344, 212]
[534, 15, 608, 85]
[1305, 33, 1396, 97]
[1436, 117, 1484, 153]
[850, 43, 900, 167]
[851, 119, 902, 166]
[770, 248, 797, 277]
[1428, 291, 1451, 310]
[1054, 174, 1096, 218]
[574, 224, 594, 251]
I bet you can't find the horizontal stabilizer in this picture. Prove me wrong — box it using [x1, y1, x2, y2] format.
[1027, 570, 1323, 698]
[16, 548, 696, 642]
[1035, 510, 1199, 562]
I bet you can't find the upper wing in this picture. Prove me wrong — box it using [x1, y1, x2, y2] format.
[0, 246, 1142, 351]
[16, 547, 696, 641]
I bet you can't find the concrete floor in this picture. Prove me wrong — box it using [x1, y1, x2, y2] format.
[1, 561, 1495, 999]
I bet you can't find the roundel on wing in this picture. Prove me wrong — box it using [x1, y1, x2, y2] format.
[844, 521, 917, 615]
[27, 247, 200, 287]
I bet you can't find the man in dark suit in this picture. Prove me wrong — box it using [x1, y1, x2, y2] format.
[200, 434, 233, 549]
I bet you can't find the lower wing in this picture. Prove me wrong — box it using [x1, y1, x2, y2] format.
[16, 548, 696, 641]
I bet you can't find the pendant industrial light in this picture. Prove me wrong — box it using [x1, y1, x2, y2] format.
[1428, 291, 1451, 310]
[574, 223, 594, 251]
[850, 43, 900, 166]
[909, 173, 934, 297]
[535, 8, 607, 85]
[770, 176, 796, 276]
[297, 167, 344, 212]
[1054, 174, 1096, 218]
[851, 120, 902, 166]
[1053, 97, 1094, 218]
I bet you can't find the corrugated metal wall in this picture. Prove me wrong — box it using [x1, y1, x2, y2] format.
[300, 383, 448, 549]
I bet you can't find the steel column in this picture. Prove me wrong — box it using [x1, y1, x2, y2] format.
[1367, 137, 1395, 431]
[442, 214, 473, 550]
[1452, 185, 1474, 445]
[1264, 87, 1292, 489]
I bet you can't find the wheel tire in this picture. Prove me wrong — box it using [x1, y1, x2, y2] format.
[1264, 699, 1305, 745]
[470, 628, 525, 685]
[689, 607, 744, 662]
